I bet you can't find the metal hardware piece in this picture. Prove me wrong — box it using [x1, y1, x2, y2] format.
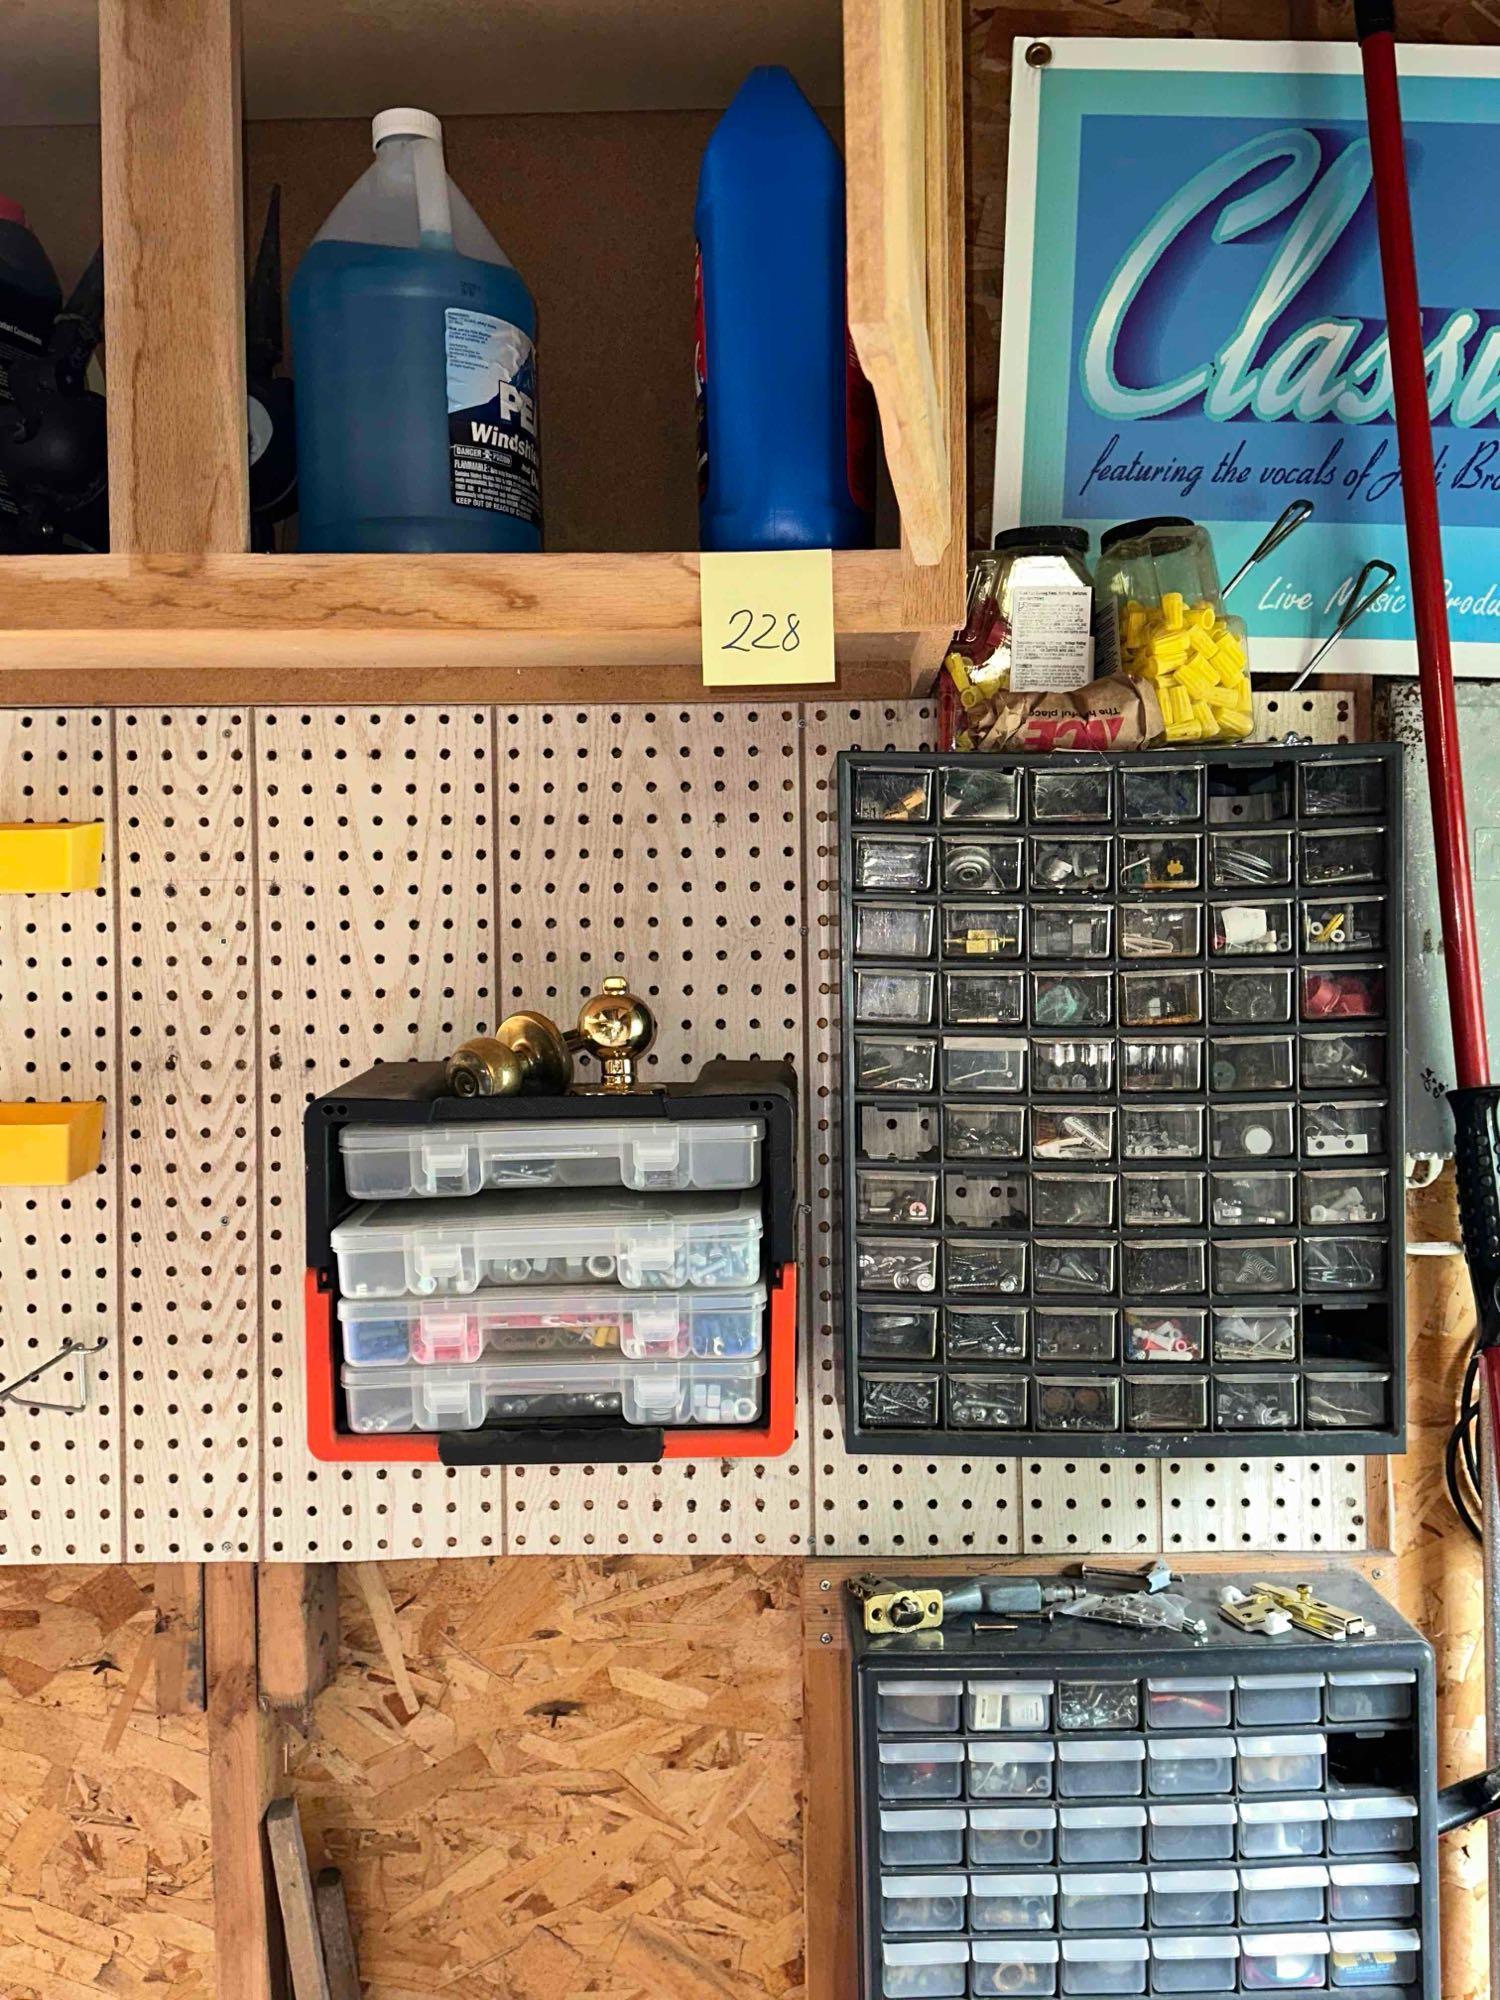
[0, 1335, 108, 1413]
[1218, 1580, 1371, 1642]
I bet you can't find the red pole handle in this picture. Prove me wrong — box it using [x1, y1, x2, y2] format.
[1355, 8, 1490, 1089]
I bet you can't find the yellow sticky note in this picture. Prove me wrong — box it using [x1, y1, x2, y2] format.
[700, 548, 836, 686]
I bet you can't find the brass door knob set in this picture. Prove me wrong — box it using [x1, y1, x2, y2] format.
[444, 974, 656, 1097]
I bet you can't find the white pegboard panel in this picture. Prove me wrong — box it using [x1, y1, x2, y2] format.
[499, 704, 812, 1553]
[0, 712, 119, 1562]
[117, 711, 259, 1559]
[256, 708, 504, 1561]
[0, 703, 1380, 1561]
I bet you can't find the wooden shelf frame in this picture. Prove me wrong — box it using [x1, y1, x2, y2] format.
[1, 0, 965, 704]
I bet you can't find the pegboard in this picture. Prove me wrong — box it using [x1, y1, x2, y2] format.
[0, 700, 1378, 1562]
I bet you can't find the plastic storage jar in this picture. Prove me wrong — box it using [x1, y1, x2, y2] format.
[959, 528, 1097, 695]
[1059, 1937, 1148, 1997]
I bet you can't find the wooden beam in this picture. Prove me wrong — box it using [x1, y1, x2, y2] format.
[312, 1870, 361, 2000]
[99, 0, 248, 554]
[266, 1799, 333, 2000]
[257, 1565, 339, 1729]
[206, 1564, 281, 2000]
[153, 1563, 206, 1715]
[803, 1569, 859, 2000]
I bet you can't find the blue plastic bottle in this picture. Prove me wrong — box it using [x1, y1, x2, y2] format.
[290, 108, 541, 553]
[695, 67, 873, 553]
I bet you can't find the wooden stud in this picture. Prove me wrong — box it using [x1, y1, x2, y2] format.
[266, 1798, 333, 2000]
[844, 0, 953, 568]
[154, 1563, 207, 1715]
[206, 1564, 280, 2000]
[803, 1569, 859, 2000]
[351, 1563, 420, 1718]
[312, 1869, 361, 2000]
[99, 0, 248, 554]
[258, 1565, 339, 1728]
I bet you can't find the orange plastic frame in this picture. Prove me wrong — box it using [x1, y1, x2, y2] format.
[305, 1264, 798, 1464]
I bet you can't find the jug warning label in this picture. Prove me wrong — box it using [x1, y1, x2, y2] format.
[444, 309, 541, 528]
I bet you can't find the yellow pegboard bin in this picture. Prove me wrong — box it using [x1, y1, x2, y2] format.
[0, 1103, 105, 1185]
[0, 821, 105, 893]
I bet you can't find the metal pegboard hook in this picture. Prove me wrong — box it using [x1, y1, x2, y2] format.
[0, 1335, 108, 1414]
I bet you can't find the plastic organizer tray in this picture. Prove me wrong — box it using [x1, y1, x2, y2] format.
[338, 1115, 762, 1199]
[341, 1351, 766, 1431]
[330, 1189, 763, 1297]
[338, 1282, 767, 1367]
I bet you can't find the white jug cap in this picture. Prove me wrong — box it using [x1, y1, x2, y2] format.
[372, 108, 443, 148]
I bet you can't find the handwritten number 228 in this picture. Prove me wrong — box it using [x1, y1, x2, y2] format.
[722, 609, 801, 653]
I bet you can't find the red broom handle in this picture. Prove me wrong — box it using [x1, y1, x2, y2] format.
[1355, 6, 1490, 1089]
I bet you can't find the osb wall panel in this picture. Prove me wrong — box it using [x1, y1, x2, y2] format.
[0, 1565, 213, 1999]
[288, 1557, 804, 2000]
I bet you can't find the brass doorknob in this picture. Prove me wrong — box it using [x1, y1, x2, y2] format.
[576, 975, 655, 1092]
[445, 1011, 582, 1097]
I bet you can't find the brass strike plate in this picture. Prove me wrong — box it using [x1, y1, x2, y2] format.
[860, 1587, 945, 1635]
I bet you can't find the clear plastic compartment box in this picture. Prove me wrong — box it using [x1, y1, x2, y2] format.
[1239, 1798, 1328, 1859]
[969, 1806, 1058, 1866]
[1058, 1870, 1147, 1930]
[879, 1809, 966, 1867]
[878, 1678, 963, 1733]
[1060, 1937, 1148, 1997]
[1238, 1732, 1326, 1793]
[970, 1871, 1058, 1931]
[338, 1116, 762, 1200]
[1324, 1671, 1414, 1723]
[970, 1739, 1056, 1799]
[881, 1872, 968, 1932]
[1326, 1862, 1419, 1923]
[972, 1938, 1059, 1998]
[1326, 1796, 1417, 1856]
[1146, 1803, 1236, 1862]
[1149, 1936, 1239, 1994]
[880, 1741, 966, 1801]
[341, 1349, 766, 1433]
[1240, 1932, 1331, 1991]
[1239, 1863, 1329, 1926]
[1056, 1739, 1145, 1799]
[331, 1188, 762, 1297]
[1148, 1867, 1236, 1928]
[1328, 1928, 1419, 1989]
[1057, 1806, 1146, 1863]
[882, 1940, 968, 1998]
[338, 1282, 767, 1368]
[1145, 1677, 1232, 1731]
[1146, 1736, 1234, 1796]
[1235, 1674, 1324, 1727]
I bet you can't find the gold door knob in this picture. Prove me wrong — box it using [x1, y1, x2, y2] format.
[576, 974, 655, 1092]
[445, 1011, 582, 1097]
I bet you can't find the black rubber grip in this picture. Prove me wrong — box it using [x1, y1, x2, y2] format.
[1437, 1764, 1500, 1836]
[1353, 0, 1396, 36]
[437, 1424, 664, 1466]
[1450, 1085, 1500, 1350]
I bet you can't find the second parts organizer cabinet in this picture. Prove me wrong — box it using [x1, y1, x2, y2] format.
[837, 747, 1404, 1456]
[305, 1059, 796, 1464]
[853, 1570, 1437, 2000]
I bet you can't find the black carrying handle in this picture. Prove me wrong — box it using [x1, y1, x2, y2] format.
[438, 1424, 665, 1467]
[1354, 0, 1396, 34]
[1449, 1086, 1500, 1352]
[1438, 1763, 1500, 1836]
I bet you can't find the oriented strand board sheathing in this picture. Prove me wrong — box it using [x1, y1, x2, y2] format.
[0, 1564, 214, 1997]
[287, 1557, 805, 2000]
[0, 712, 120, 1564]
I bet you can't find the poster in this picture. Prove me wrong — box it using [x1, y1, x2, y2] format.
[995, 39, 1500, 675]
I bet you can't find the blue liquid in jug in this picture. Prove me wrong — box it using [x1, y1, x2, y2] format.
[290, 239, 540, 554]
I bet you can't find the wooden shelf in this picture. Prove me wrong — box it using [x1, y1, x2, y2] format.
[0, 547, 951, 702]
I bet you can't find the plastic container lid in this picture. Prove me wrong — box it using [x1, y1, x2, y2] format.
[1328, 1861, 1419, 1886]
[372, 107, 444, 145]
[973, 1940, 1060, 1964]
[1238, 1732, 1326, 1757]
[1331, 1928, 1419, 1950]
[1147, 1676, 1232, 1691]
[1149, 1737, 1232, 1759]
[1062, 1938, 1149, 1963]
[1328, 1795, 1416, 1820]
[1061, 1871, 1147, 1894]
[338, 1115, 761, 1194]
[972, 1807, 1058, 1827]
[1059, 1805, 1146, 1827]
[1241, 1864, 1329, 1889]
[1151, 1937, 1240, 1962]
[1150, 1803, 1236, 1824]
[884, 1941, 970, 1966]
[1241, 1933, 1331, 1955]
[885, 1873, 968, 1897]
[881, 1809, 967, 1830]
[1151, 1868, 1236, 1892]
[1241, 1799, 1328, 1823]
[1059, 1739, 1145, 1762]
[975, 1739, 1055, 1760]
[1327, 1669, 1414, 1685]
[992, 525, 1089, 555]
[882, 1741, 964, 1762]
[971, 1871, 1059, 1893]
[1236, 1673, 1324, 1689]
[881, 1677, 957, 1694]
[970, 1677, 1055, 1694]
[1099, 516, 1194, 552]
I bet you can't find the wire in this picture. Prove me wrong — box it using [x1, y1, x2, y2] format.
[1446, 1338, 1484, 1545]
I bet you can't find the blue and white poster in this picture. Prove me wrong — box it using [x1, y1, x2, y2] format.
[995, 40, 1500, 675]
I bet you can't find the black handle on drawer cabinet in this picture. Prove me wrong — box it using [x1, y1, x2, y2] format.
[1437, 1763, 1500, 1836]
[436, 1425, 665, 1467]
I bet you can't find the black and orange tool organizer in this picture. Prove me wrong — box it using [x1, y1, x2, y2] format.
[304, 1060, 797, 1465]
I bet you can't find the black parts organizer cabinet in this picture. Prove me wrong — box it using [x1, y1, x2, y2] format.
[851, 1570, 1437, 2000]
[837, 747, 1404, 1457]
